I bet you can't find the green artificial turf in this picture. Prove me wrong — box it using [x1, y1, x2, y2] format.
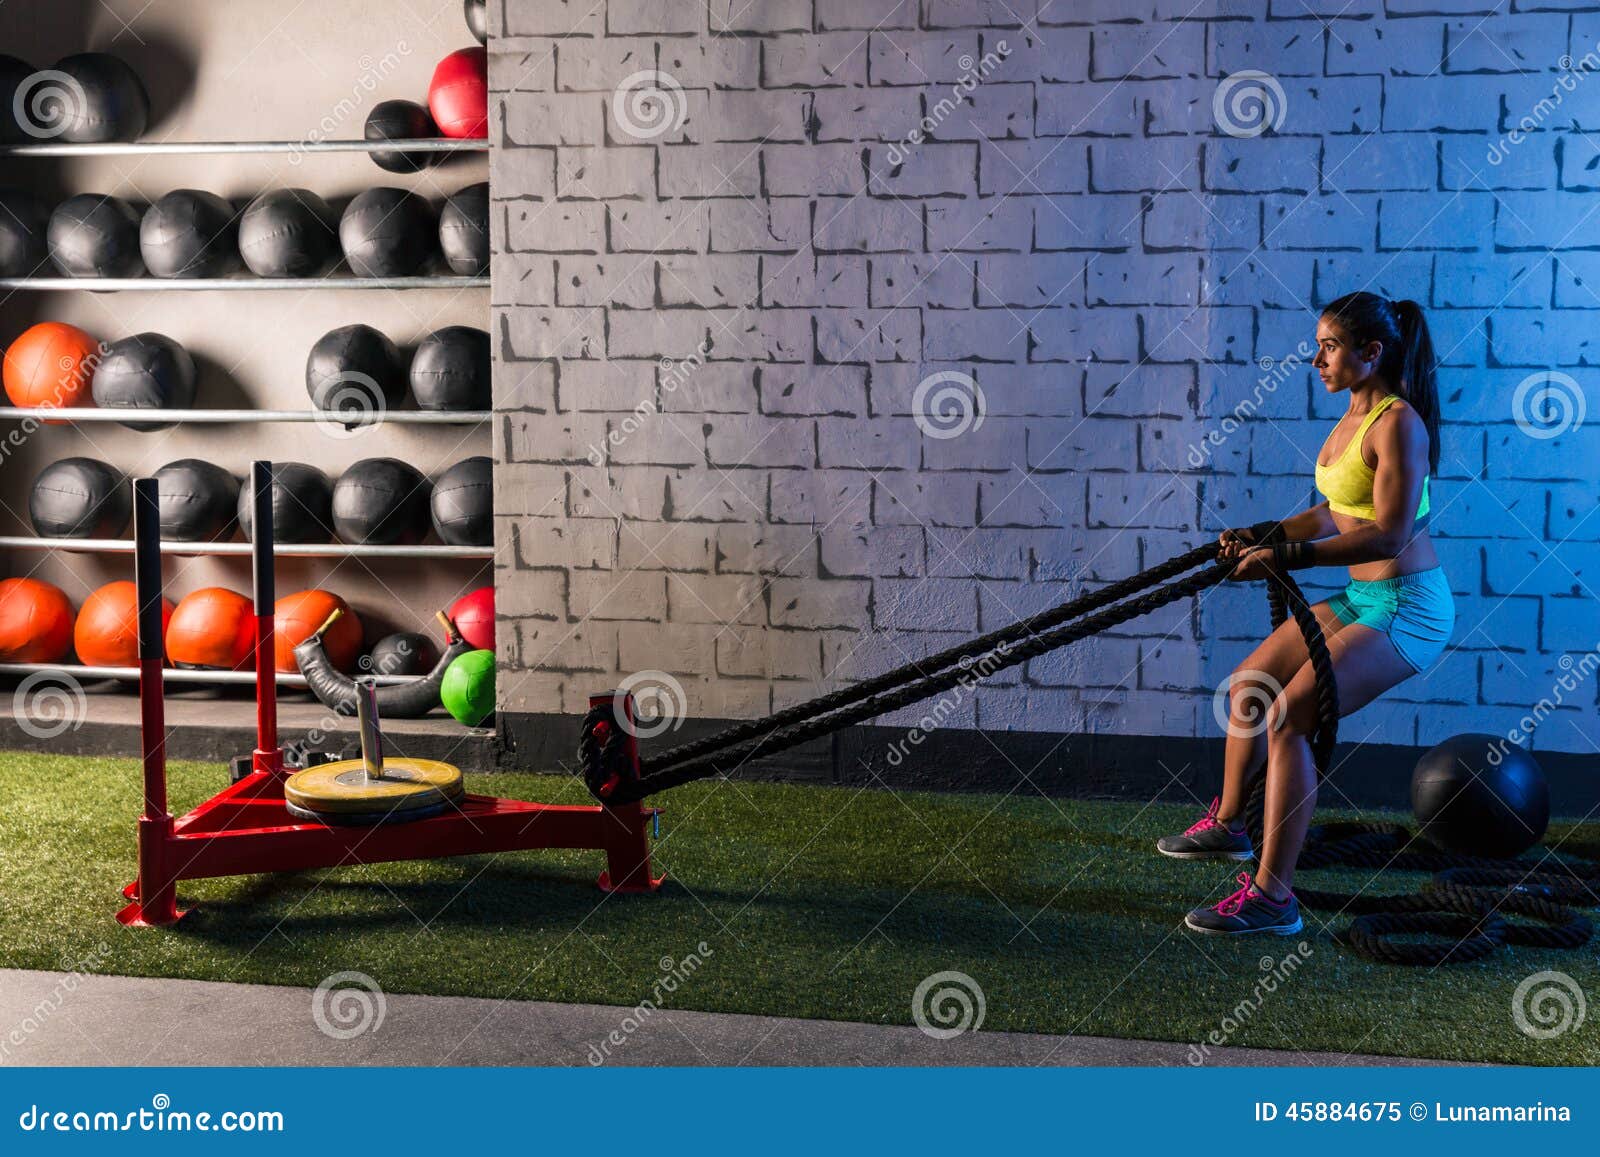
[1, 749, 1596, 1065]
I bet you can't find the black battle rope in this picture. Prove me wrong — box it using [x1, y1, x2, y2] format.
[579, 540, 1226, 803]
[638, 540, 1222, 777]
[584, 529, 1340, 814]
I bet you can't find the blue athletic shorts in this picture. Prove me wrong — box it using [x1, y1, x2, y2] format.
[1325, 566, 1455, 673]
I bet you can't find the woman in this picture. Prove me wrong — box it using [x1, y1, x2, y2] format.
[1160, 292, 1455, 936]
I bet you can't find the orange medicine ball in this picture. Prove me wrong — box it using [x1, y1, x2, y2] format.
[166, 587, 255, 670]
[0, 577, 75, 662]
[2, 321, 101, 412]
[274, 588, 362, 673]
[74, 580, 172, 667]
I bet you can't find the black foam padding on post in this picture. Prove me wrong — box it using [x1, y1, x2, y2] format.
[132, 478, 163, 660]
[251, 461, 275, 614]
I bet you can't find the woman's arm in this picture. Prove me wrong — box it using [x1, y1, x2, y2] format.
[1219, 503, 1336, 560]
[1302, 405, 1428, 567]
[1280, 502, 1338, 542]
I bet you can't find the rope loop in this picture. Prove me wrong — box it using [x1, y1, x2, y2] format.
[577, 703, 634, 802]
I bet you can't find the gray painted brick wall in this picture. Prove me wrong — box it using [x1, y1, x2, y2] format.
[488, 0, 1600, 760]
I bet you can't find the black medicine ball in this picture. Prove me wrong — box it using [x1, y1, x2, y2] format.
[305, 324, 407, 413]
[410, 326, 490, 411]
[236, 461, 335, 544]
[0, 188, 50, 277]
[332, 458, 432, 546]
[0, 55, 35, 144]
[40, 53, 150, 143]
[48, 194, 144, 278]
[153, 459, 239, 542]
[29, 457, 130, 539]
[238, 189, 338, 278]
[91, 333, 198, 431]
[368, 631, 440, 676]
[464, 0, 488, 44]
[439, 182, 489, 276]
[364, 100, 440, 174]
[430, 456, 492, 546]
[141, 189, 240, 278]
[1411, 734, 1550, 859]
[339, 187, 435, 277]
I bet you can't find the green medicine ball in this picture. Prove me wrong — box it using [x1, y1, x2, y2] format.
[441, 648, 495, 726]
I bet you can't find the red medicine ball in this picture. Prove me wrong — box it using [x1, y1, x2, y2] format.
[428, 47, 487, 138]
[449, 585, 493, 651]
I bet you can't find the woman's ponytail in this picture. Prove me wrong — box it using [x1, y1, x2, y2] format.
[1391, 299, 1440, 474]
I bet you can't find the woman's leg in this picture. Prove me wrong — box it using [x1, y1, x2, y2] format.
[1216, 601, 1348, 826]
[1253, 623, 1420, 899]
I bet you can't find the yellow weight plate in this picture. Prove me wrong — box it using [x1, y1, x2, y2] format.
[284, 758, 465, 816]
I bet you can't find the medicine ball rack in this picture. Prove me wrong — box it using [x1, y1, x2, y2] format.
[0, 137, 490, 293]
[0, 134, 493, 719]
[118, 463, 660, 928]
[0, 138, 488, 157]
[0, 537, 490, 557]
[0, 277, 487, 290]
[0, 407, 488, 424]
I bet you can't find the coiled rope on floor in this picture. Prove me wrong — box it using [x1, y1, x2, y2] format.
[1244, 818, 1600, 966]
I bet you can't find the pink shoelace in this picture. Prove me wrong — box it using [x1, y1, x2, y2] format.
[1183, 797, 1225, 837]
[1214, 871, 1289, 914]
[1214, 871, 1257, 916]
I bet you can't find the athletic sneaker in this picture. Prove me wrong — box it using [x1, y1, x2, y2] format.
[1156, 797, 1253, 861]
[1185, 872, 1304, 936]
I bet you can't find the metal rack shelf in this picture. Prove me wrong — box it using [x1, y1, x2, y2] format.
[0, 275, 489, 291]
[0, 407, 491, 425]
[0, 661, 422, 687]
[0, 537, 492, 559]
[0, 138, 488, 157]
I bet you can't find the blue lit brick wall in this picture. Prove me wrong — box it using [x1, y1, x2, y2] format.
[488, 0, 1600, 762]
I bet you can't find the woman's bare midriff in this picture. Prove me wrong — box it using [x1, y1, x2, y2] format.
[1330, 510, 1439, 581]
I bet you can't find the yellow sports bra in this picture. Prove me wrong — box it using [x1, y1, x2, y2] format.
[1314, 393, 1430, 521]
